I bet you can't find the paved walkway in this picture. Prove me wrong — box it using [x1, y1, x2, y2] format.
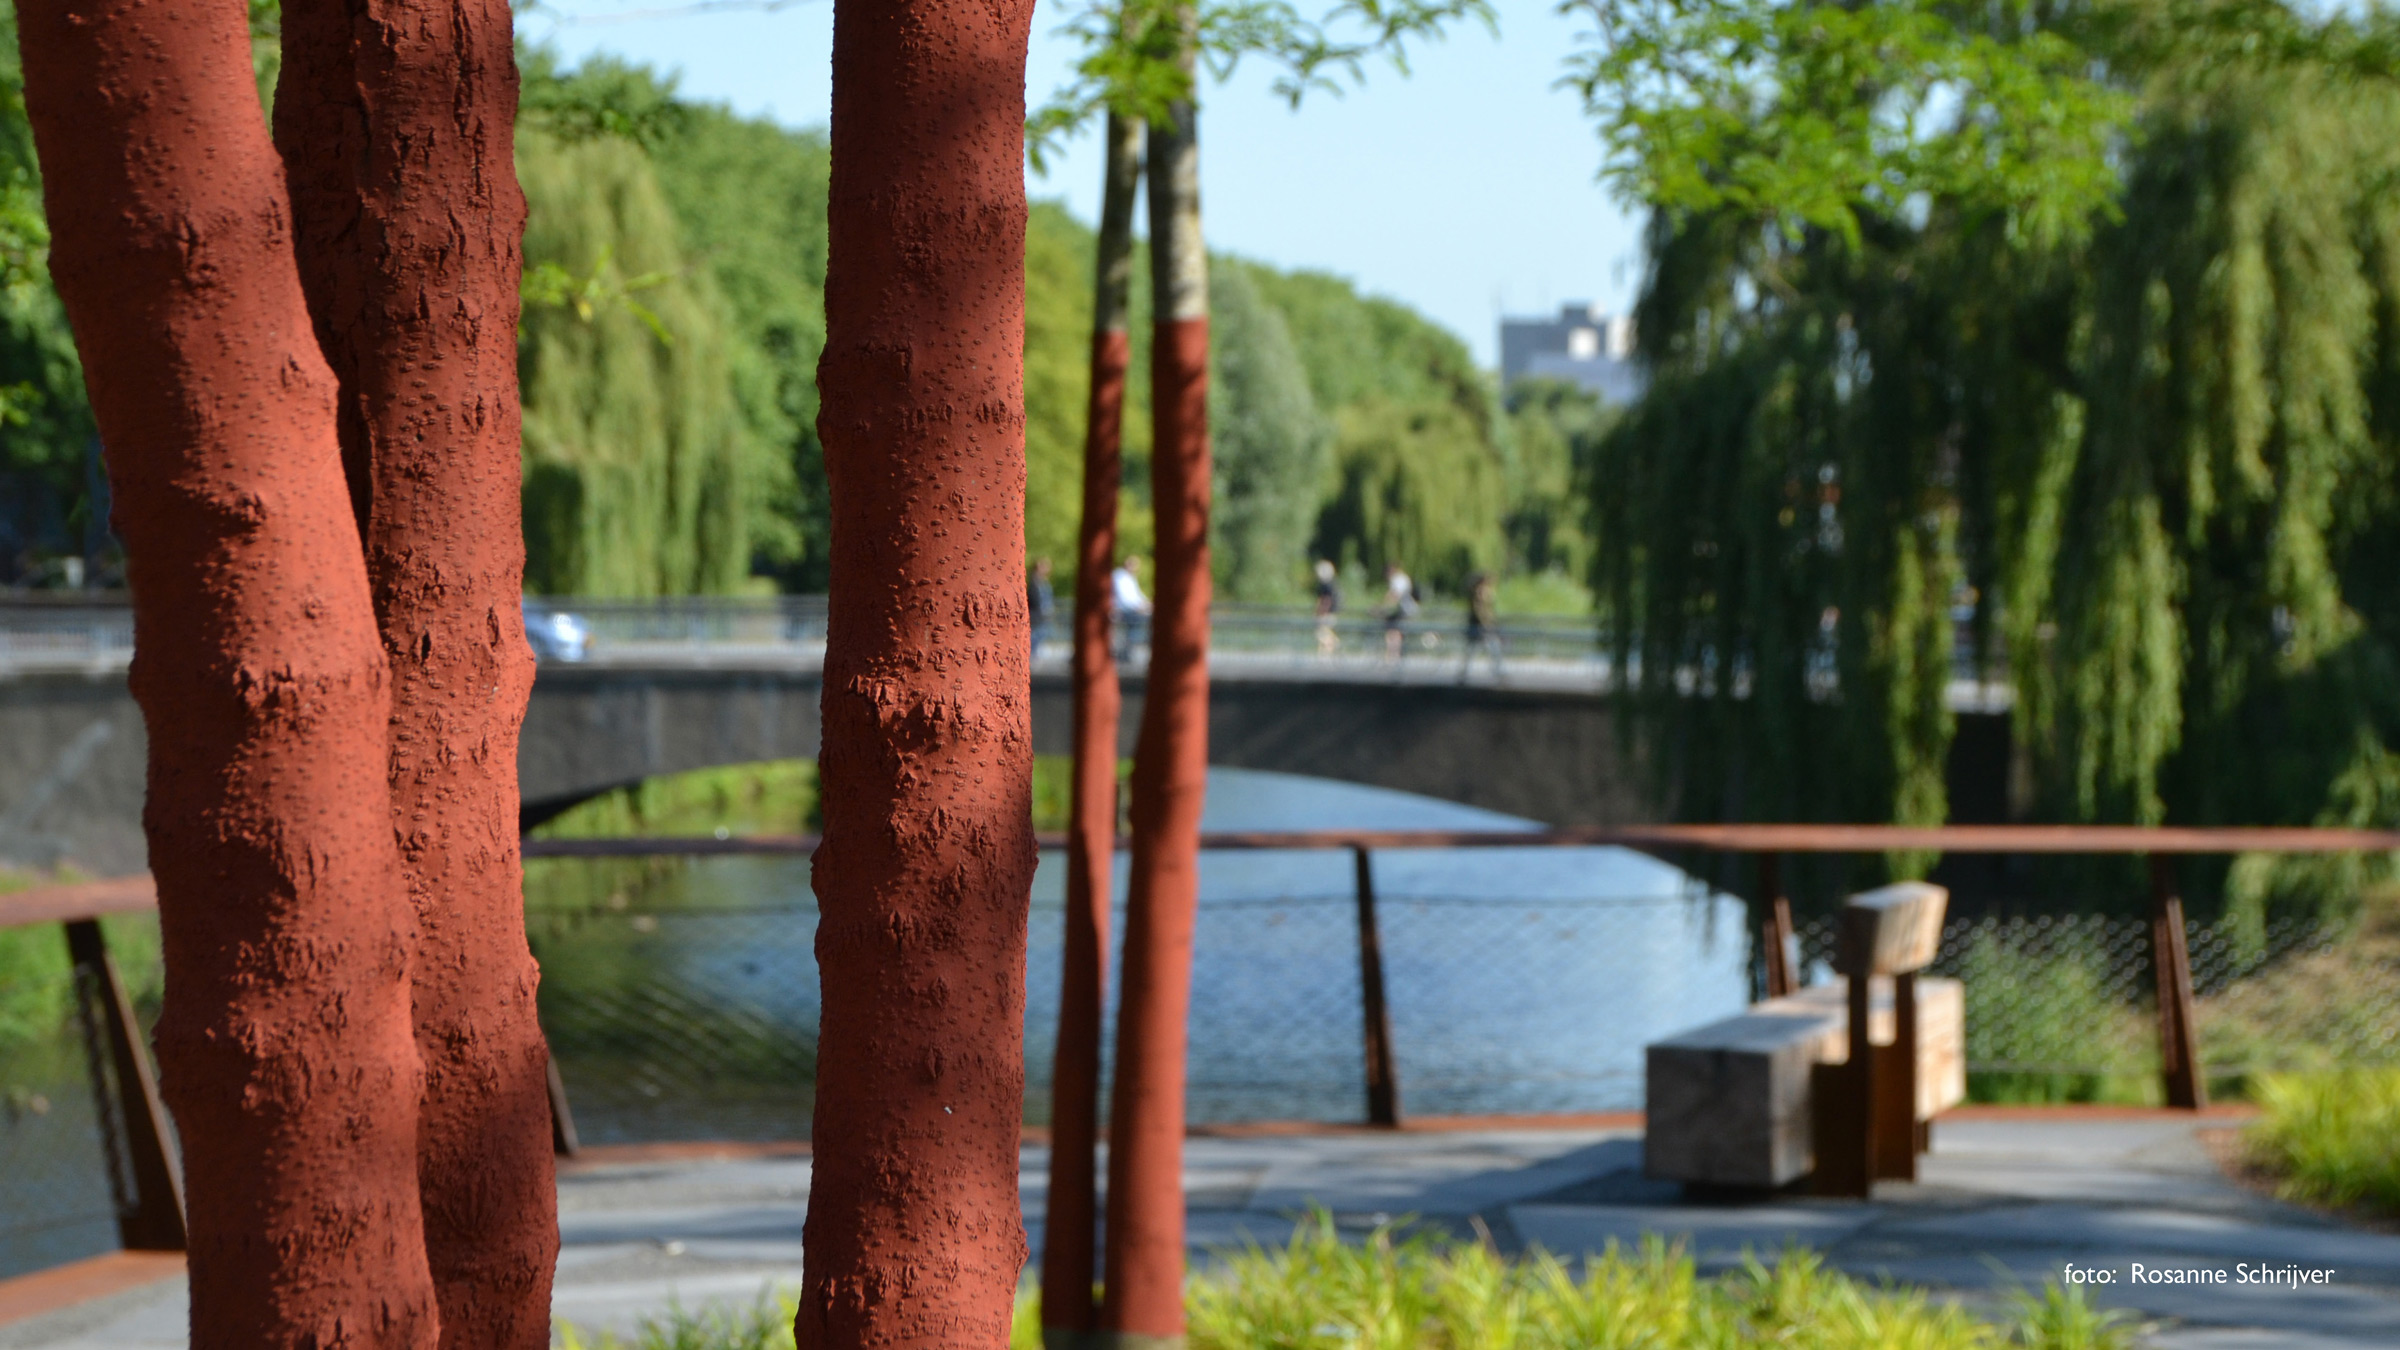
[6, 1113, 2398, 1348]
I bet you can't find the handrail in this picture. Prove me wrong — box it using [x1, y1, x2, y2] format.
[518, 823, 2400, 858]
[14, 822, 2396, 927]
[0, 875, 157, 928]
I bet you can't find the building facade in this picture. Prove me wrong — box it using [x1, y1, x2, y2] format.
[1499, 303, 1644, 404]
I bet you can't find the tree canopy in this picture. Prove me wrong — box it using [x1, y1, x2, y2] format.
[1577, 0, 2400, 916]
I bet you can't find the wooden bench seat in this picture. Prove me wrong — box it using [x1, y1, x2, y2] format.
[1644, 977, 1962, 1188]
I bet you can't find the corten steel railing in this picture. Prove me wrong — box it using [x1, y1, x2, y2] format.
[8, 822, 2399, 1264]
[523, 823, 2400, 1118]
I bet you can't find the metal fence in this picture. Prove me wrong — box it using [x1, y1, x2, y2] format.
[1792, 912, 2400, 1082]
[0, 959, 157, 1282]
[524, 864, 1752, 1145]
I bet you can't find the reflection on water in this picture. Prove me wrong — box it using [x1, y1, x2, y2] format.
[533, 769, 1749, 1143]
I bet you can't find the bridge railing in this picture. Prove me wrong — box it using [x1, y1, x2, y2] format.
[5, 594, 2025, 695]
[0, 602, 134, 668]
[2, 594, 1611, 670]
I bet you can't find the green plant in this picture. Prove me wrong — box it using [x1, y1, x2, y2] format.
[555, 1292, 797, 1350]
[2007, 1281, 2137, 1350]
[553, 1285, 1047, 1349]
[2245, 1068, 2400, 1214]
[549, 1216, 2136, 1349]
[1953, 927, 2155, 1105]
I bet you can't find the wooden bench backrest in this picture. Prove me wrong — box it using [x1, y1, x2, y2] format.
[1836, 881, 1948, 976]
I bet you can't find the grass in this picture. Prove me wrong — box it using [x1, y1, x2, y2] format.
[2244, 1067, 2400, 1215]
[551, 1213, 2133, 1349]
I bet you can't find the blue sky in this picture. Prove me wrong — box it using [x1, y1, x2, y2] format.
[527, 0, 1646, 366]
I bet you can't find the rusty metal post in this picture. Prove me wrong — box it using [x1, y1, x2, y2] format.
[2148, 855, 2208, 1109]
[1352, 845, 1401, 1127]
[1760, 853, 1797, 998]
[547, 1053, 582, 1158]
[63, 918, 185, 1250]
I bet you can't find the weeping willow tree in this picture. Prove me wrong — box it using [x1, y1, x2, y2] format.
[1209, 260, 1327, 599]
[516, 128, 791, 596]
[2057, 64, 2400, 918]
[1315, 396, 1506, 592]
[1573, 0, 2400, 908]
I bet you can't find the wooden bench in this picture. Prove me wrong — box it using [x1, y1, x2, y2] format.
[1644, 882, 1962, 1192]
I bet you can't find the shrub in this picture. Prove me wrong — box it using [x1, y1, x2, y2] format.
[2245, 1068, 2400, 1214]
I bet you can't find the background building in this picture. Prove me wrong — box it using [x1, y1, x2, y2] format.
[1499, 303, 1644, 404]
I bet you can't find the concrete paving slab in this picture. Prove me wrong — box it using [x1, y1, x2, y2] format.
[2148, 1328, 2400, 1350]
[1871, 1203, 2400, 1277]
[1507, 1199, 1883, 1266]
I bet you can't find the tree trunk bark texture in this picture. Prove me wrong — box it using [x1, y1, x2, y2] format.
[19, 2, 440, 1345]
[1041, 109, 1143, 1350]
[1103, 97, 1211, 1350]
[274, 1, 554, 1344]
[801, 0, 1039, 1342]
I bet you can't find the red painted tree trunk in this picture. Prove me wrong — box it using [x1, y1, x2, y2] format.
[1041, 109, 1143, 1350]
[18, 2, 439, 1345]
[274, 2, 554, 1344]
[1102, 97, 1211, 1350]
[799, 0, 1038, 1342]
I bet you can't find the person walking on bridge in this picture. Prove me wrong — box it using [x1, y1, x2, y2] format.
[1381, 561, 1416, 662]
[1459, 571, 1505, 684]
[1312, 558, 1342, 656]
[1111, 553, 1153, 660]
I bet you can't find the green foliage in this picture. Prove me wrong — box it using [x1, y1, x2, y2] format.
[0, 10, 101, 581]
[556, 1292, 799, 1350]
[1582, 0, 2400, 883]
[1235, 267, 1515, 595]
[1952, 930, 2157, 1105]
[1316, 397, 1505, 593]
[520, 48, 693, 152]
[2245, 1068, 2400, 1214]
[1024, 202, 1158, 572]
[531, 761, 821, 842]
[1565, 0, 2130, 249]
[1015, 197, 1522, 598]
[1500, 380, 1610, 583]
[0, 903, 160, 1058]
[1211, 261, 1330, 599]
[517, 125, 791, 596]
[1028, 0, 1495, 169]
[1177, 1211, 2127, 1349]
[639, 91, 832, 589]
[572, 1218, 2131, 1349]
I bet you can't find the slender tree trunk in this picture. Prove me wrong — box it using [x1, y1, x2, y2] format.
[1041, 109, 1144, 1350]
[18, 3, 438, 1346]
[273, 3, 553, 1345]
[1102, 95, 1210, 1350]
[799, 0, 1037, 1342]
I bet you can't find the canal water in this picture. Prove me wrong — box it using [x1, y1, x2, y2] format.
[531, 768, 1752, 1143]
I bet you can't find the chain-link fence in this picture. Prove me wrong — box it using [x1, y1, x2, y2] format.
[0, 962, 148, 1282]
[528, 857, 1756, 1142]
[1792, 911, 2400, 1090]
